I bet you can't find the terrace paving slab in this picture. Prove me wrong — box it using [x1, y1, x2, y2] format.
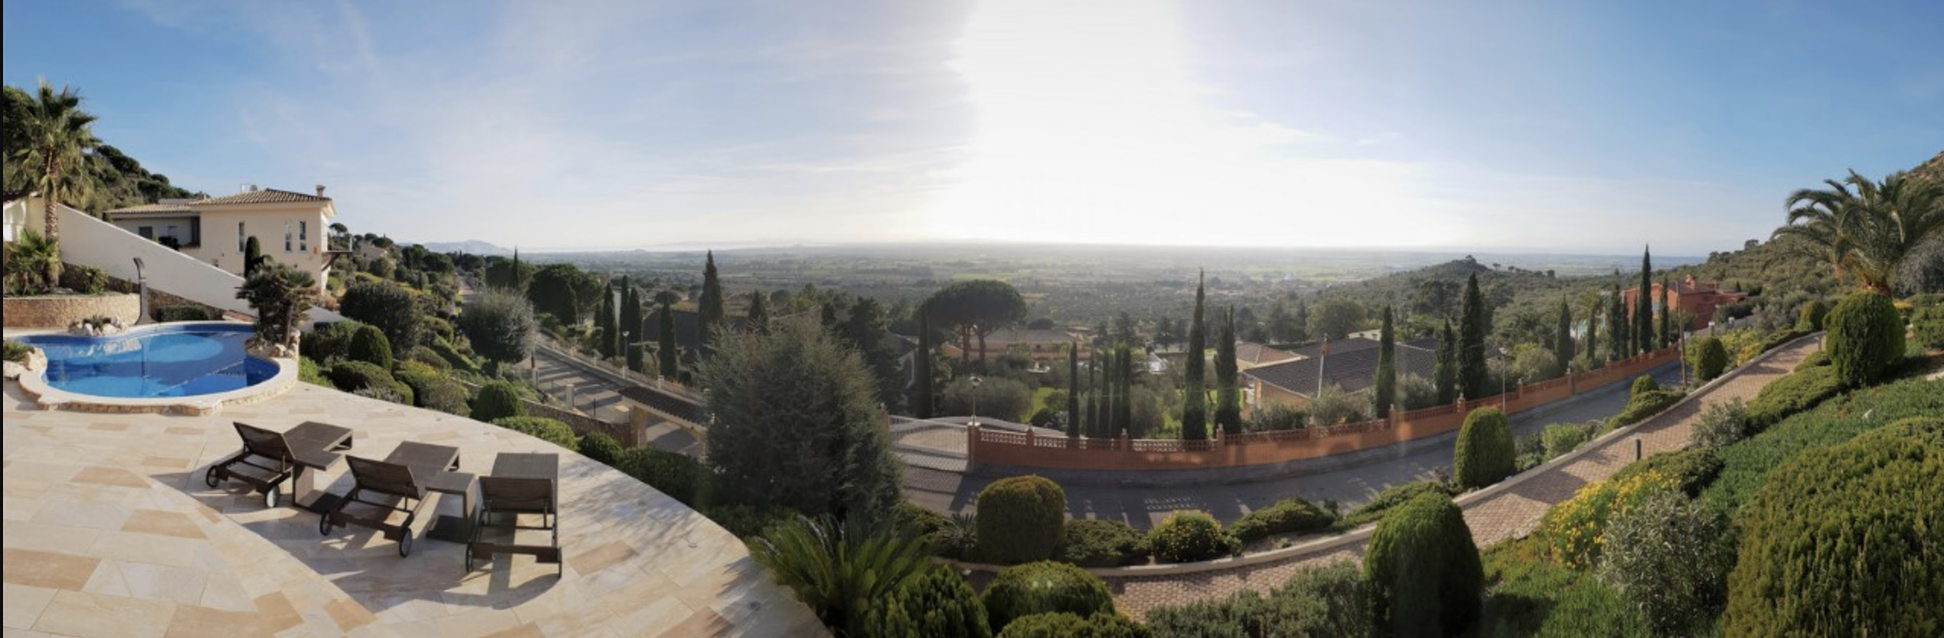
[2, 382, 825, 638]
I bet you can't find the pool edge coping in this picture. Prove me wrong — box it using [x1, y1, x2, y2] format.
[11, 321, 297, 415]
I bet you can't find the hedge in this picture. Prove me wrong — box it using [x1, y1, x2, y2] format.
[152, 304, 221, 322]
[1056, 519, 1148, 568]
[1605, 389, 1684, 430]
[491, 416, 578, 450]
[1454, 407, 1515, 489]
[469, 381, 526, 423]
[1541, 421, 1597, 459]
[1341, 481, 1458, 528]
[976, 476, 1067, 564]
[297, 357, 332, 387]
[327, 361, 412, 405]
[1706, 376, 1944, 515]
[577, 431, 624, 466]
[391, 360, 470, 417]
[1229, 497, 1335, 543]
[1910, 304, 1944, 350]
[348, 324, 393, 369]
[616, 446, 700, 507]
[1743, 366, 1843, 429]
[1824, 291, 1903, 387]
[1364, 491, 1482, 638]
[429, 336, 479, 373]
[1146, 511, 1238, 564]
[1723, 428, 1943, 637]
[1612, 448, 1722, 497]
[995, 613, 1147, 638]
[981, 561, 1115, 634]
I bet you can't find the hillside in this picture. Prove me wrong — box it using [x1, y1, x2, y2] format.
[1910, 150, 1944, 185]
[2, 84, 201, 212]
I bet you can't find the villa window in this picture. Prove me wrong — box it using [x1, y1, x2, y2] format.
[138, 226, 154, 240]
[238, 222, 246, 252]
[299, 221, 308, 252]
[284, 222, 293, 252]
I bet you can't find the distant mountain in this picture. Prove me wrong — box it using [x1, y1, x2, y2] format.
[417, 240, 512, 256]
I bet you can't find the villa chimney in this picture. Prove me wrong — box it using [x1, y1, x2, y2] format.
[315, 184, 326, 197]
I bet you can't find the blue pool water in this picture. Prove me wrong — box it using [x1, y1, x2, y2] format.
[17, 324, 278, 398]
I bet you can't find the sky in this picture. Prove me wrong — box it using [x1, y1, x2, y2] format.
[5, 0, 1941, 255]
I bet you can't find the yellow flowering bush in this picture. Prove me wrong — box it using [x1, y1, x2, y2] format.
[1535, 469, 1679, 569]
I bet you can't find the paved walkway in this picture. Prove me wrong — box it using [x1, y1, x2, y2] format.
[905, 362, 1684, 529]
[1102, 336, 1822, 618]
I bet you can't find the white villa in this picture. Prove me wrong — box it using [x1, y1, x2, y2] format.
[105, 185, 338, 286]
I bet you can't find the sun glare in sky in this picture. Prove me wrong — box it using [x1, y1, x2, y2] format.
[930, 0, 1460, 247]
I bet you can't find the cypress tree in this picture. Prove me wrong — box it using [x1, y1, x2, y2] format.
[699, 250, 724, 355]
[1435, 319, 1458, 404]
[1087, 353, 1103, 437]
[1607, 272, 1629, 361]
[913, 313, 933, 418]
[595, 281, 616, 359]
[1658, 274, 1671, 349]
[1182, 271, 1208, 440]
[244, 236, 264, 278]
[1584, 295, 1601, 364]
[1114, 343, 1133, 437]
[1459, 273, 1490, 400]
[1555, 297, 1575, 364]
[658, 299, 678, 381]
[624, 285, 645, 372]
[1635, 246, 1653, 355]
[1066, 343, 1081, 438]
[746, 291, 769, 333]
[1373, 305, 1397, 418]
[1215, 306, 1240, 433]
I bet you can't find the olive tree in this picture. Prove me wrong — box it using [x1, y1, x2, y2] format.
[459, 289, 537, 369]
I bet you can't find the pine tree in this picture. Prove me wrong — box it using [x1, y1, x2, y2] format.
[1066, 343, 1081, 438]
[1635, 246, 1653, 355]
[1373, 305, 1397, 418]
[746, 291, 769, 333]
[1459, 273, 1490, 400]
[1182, 271, 1209, 440]
[913, 313, 934, 418]
[1555, 297, 1575, 364]
[1435, 319, 1458, 404]
[658, 299, 678, 381]
[1215, 306, 1241, 434]
[699, 250, 724, 355]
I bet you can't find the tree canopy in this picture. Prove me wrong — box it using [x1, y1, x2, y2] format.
[924, 279, 1027, 363]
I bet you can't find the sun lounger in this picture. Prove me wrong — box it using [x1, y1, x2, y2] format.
[319, 441, 463, 557]
[467, 453, 562, 576]
[205, 421, 351, 508]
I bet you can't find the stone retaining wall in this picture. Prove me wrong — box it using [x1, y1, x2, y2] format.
[2, 293, 142, 328]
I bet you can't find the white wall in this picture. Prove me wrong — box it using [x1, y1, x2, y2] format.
[20, 198, 342, 324]
[2, 199, 24, 243]
[198, 207, 332, 278]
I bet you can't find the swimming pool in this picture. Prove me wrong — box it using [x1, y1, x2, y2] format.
[16, 323, 278, 398]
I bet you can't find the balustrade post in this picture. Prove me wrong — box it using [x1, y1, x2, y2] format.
[1025, 427, 1035, 448]
[966, 422, 980, 466]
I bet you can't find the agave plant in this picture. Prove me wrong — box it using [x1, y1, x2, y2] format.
[748, 514, 936, 636]
[1776, 170, 1944, 296]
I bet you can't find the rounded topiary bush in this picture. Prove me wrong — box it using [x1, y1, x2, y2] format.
[1630, 374, 1660, 399]
[862, 567, 993, 638]
[981, 561, 1115, 634]
[491, 416, 578, 449]
[1364, 491, 1483, 638]
[1146, 511, 1238, 564]
[976, 475, 1067, 564]
[328, 361, 412, 404]
[1056, 519, 1148, 568]
[1694, 336, 1729, 382]
[1824, 291, 1904, 387]
[1229, 497, 1335, 543]
[1454, 407, 1515, 489]
[994, 612, 1147, 638]
[470, 381, 526, 423]
[1860, 416, 1944, 447]
[617, 447, 700, 506]
[1723, 428, 1943, 637]
[578, 431, 624, 466]
[347, 324, 394, 369]
[1796, 298, 1829, 332]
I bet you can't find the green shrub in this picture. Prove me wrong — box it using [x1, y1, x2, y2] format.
[491, 416, 578, 449]
[1454, 407, 1516, 489]
[391, 360, 469, 416]
[1056, 519, 1148, 568]
[300, 319, 367, 362]
[1146, 511, 1238, 564]
[429, 336, 479, 373]
[750, 515, 935, 636]
[1862, 416, 1944, 447]
[1794, 348, 1830, 371]
[1689, 398, 1748, 451]
[327, 361, 412, 405]
[1616, 448, 1723, 498]
[1229, 497, 1335, 543]
[577, 431, 624, 466]
[981, 561, 1115, 634]
[1723, 428, 1943, 637]
[616, 447, 700, 506]
[1537, 470, 1680, 569]
[976, 475, 1067, 564]
[1706, 377, 1944, 513]
[1144, 561, 1366, 638]
[1742, 366, 1843, 429]
[896, 502, 951, 541]
[152, 304, 220, 322]
[1629, 374, 1659, 399]
[297, 357, 332, 387]
[1824, 291, 1904, 387]
[1599, 490, 1733, 637]
[3, 339, 30, 364]
[704, 503, 794, 539]
[1341, 481, 1458, 528]
[1796, 299, 1829, 332]
[1480, 538, 1651, 638]
[347, 324, 393, 369]
[422, 315, 457, 343]
[1911, 304, 1944, 350]
[405, 345, 450, 371]
[469, 381, 526, 423]
[1606, 389, 1684, 430]
[339, 279, 423, 349]
[861, 567, 993, 638]
[995, 613, 1147, 638]
[1758, 327, 1809, 353]
[1693, 336, 1728, 382]
[1541, 421, 1597, 459]
[59, 264, 107, 294]
[1364, 491, 1483, 638]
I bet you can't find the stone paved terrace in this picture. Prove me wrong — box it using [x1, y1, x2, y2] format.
[1, 382, 825, 638]
[1101, 335, 1824, 618]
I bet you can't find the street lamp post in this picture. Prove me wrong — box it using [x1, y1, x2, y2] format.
[970, 375, 983, 425]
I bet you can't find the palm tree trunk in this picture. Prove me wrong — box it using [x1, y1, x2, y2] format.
[41, 167, 62, 290]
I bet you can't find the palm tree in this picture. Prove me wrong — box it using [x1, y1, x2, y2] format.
[236, 263, 318, 349]
[12, 79, 101, 288]
[1776, 170, 1944, 296]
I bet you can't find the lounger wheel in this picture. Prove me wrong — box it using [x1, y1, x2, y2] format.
[204, 467, 221, 488]
[398, 533, 414, 557]
[263, 487, 279, 509]
[319, 512, 333, 536]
